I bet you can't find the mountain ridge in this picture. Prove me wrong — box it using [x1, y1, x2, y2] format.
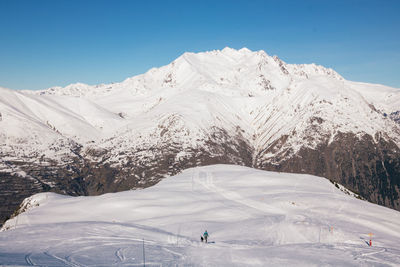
[1, 47, 400, 226]
[28, 47, 345, 97]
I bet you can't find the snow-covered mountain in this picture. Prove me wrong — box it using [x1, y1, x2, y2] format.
[1, 47, 400, 225]
[1, 165, 400, 266]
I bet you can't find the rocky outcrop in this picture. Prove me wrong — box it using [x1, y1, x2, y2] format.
[255, 132, 400, 210]
[2, 131, 400, 227]
[390, 111, 400, 124]
[0, 129, 400, 228]
[3, 129, 400, 228]
[0, 127, 253, 227]
[0, 172, 47, 226]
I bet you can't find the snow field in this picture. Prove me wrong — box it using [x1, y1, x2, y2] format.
[1, 165, 400, 266]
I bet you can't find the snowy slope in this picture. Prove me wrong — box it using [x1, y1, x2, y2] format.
[0, 86, 125, 159]
[1, 165, 400, 266]
[11, 47, 400, 161]
[3, 47, 400, 164]
[1, 47, 400, 225]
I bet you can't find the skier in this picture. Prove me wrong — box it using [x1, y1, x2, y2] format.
[203, 230, 209, 243]
[200, 236, 204, 242]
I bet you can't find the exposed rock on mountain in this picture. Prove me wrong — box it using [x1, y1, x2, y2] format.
[1, 47, 400, 226]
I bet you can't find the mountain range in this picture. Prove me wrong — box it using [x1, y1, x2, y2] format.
[1, 47, 400, 226]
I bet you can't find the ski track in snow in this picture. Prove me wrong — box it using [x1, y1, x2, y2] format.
[115, 247, 125, 262]
[1, 165, 400, 266]
[360, 248, 386, 257]
[195, 170, 285, 215]
[24, 253, 33, 266]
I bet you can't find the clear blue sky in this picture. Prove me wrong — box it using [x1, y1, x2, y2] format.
[1, 0, 399, 90]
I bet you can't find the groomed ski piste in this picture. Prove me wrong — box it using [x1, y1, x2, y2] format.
[1, 165, 400, 266]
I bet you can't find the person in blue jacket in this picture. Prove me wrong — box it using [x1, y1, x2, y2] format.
[203, 230, 209, 243]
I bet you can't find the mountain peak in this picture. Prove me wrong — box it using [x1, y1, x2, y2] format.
[2, 47, 400, 232]
[238, 47, 252, 53]
[221, 46, 253, 57]
[36, 48, 350, 98]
